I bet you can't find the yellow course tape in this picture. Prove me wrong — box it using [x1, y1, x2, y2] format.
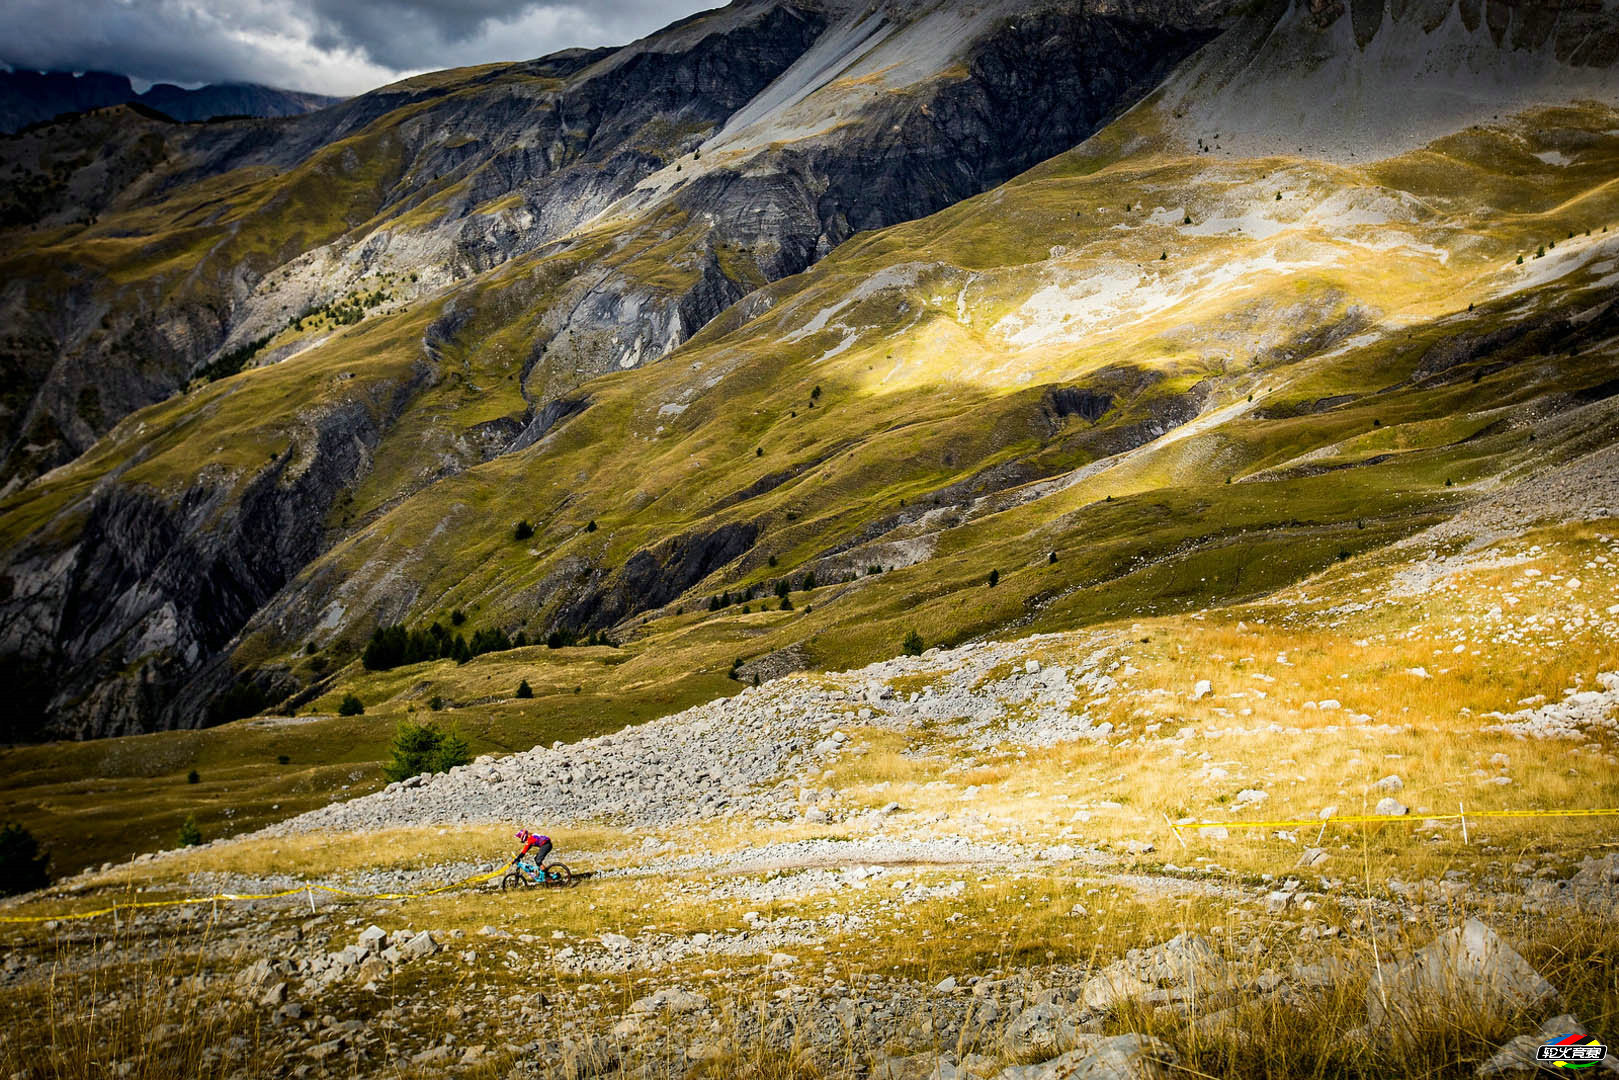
[0, 866, 509, 925]
[1182, 806, 1619, 831]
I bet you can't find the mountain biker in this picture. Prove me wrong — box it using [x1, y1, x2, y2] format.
[514, 828, 552, 868]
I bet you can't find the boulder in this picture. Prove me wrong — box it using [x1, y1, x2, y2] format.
[1005, 1002, 1084, 1059]
[400, 930, 438, 960]
[1128, 933, 1226, 987]
[629, 988, 708, 1015]
[1079, 970, 1152, 1013]
[1373, 797, 1408, 816]
[1368, 919, 1559, 1039]
[995, 1034, 1178, 1080]
[876, 1052, 962, 1080]
[1372, 775, 1404, 793]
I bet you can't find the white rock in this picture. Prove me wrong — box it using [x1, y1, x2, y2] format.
[400, 931, 438, 960]
[630, 988, 708, 1015]
[996, 1033, 1177, 1080]
[1369, 919, 1559, 1039]
[1193, 680, 1212, 701]
[1374, 797, 1408, 816]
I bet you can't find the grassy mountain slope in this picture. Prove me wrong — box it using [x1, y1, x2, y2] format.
[5, 90, 1618, 868]
[4, 0, 1619, 867]
[0, 0, 1228, 738]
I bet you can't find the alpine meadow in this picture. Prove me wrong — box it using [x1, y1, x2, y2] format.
[2, 0, 1619, 1077]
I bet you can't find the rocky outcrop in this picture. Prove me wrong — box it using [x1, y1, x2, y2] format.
[557, 520, 762, 633]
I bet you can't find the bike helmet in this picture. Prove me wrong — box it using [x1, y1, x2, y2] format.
[515, 828, 532, 843]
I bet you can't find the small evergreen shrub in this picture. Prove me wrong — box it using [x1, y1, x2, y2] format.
[177, 816, 203, 848]
[186, 770, 200, 784]
[383, 720, 471, 783]
[902, 630, 925, 656]
[987, 569, 1000, 587]
[514, 519, 535, 541]
[516, 680, 533, 699]
[277, 754, 291, 765]
[338, 693, 365, 716]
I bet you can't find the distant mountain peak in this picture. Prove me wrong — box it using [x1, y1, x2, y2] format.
[0, 67, 341, 133]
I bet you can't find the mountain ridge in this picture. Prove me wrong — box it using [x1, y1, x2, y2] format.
[0, 67, 341, 134]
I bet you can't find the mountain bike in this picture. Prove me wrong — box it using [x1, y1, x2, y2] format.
[500, 855, 573, 891]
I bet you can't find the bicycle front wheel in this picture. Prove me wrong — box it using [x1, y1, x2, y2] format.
[544, 863, 573, 888]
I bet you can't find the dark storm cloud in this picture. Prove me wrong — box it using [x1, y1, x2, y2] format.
[0, 0, 718, 96]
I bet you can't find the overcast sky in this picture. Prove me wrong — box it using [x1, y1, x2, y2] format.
[0, 0, 721, 97]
